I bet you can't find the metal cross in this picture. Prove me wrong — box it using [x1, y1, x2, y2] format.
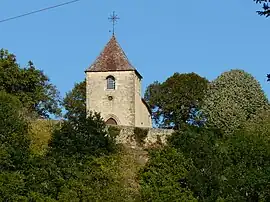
[108, 11, 120, 35]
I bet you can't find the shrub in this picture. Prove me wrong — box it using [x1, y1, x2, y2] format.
[49, 112, 116, 158]
[134, 127, 149, 146]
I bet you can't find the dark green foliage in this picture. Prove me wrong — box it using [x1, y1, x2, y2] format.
[168, 126, 223, 201]
[108, 125, 121, 139]
[134, 127, 149, 146]
[219, 131, 270, 201]
[145, 73, 208, 129]
[63, 80, 86, 121]
[49, 112, 116, 158]
[0, 91, 30, 171]
[254, 0, 270, 17]
[139, 148, 197, 201]
[0, 49, 61, 118]
[163, 119, 270, 201]
[0, 172, 27, 201]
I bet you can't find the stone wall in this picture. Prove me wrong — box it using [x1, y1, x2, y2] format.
[134, 74, 152, 128]
[86, 70, 152, 128]
[86, 71, 136, 126]
[112, 125, 174, 149]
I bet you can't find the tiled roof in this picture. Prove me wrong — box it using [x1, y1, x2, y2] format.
[86, 35, 141, 78]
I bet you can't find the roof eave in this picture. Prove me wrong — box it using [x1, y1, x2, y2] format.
[85, 69, 143, 79]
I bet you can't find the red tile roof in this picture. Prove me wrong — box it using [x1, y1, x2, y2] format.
[86, 35, 142, 78]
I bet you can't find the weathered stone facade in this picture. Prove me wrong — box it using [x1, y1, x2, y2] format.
[85, 35, 152, 127]
[112, 126, 174, 149]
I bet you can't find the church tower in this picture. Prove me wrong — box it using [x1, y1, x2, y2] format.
[85, 35, 152, 127]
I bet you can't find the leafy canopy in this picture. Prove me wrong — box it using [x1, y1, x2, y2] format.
[166, 120, 270, 201]
[49, 111, 116, 159]
[0, 91, 30, 171]
[0, 49, 61, 118]
[144, 73, 208, 129]
[63, 80, 86, 121]
[139, 148, 197, 202]
[203, 69, 269, 134]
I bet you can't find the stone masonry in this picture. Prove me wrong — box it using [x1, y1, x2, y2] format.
[85, 35, 152, 127]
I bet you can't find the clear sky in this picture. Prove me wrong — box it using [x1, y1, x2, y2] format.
[0, 0, 269, 99]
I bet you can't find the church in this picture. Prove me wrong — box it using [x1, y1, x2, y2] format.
[85, 34, 152, 128]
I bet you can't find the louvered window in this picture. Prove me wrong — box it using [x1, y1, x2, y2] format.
[107, 76, 115, 90]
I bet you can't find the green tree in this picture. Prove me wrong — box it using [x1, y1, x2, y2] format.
[139, 148, 197, 202]
[166, 112, 270, 201]
[49, 111, 116, 159]
[63, 80, 86, 121]
[0, 172, 28, 201]
[0, 49, 61, 118]
[0, 91, 30, 171]
[168, 126, 223, 201]
[203, 69, 269, 134]
[24, 111, 120, 201]
[144, 73, 209, 129]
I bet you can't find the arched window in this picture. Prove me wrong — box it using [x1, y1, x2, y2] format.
[106, 118, 117, 125]
[107, 76, 115, 90]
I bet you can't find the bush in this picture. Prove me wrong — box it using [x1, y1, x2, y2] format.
[134, 127, 149, 146]
[49, 112, 116, 158]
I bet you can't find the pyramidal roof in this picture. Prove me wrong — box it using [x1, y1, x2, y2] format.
[86, 35, 142, 78]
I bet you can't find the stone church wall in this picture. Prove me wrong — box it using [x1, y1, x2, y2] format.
[86, 71, 136, 126]
[134, 74, 152, 127]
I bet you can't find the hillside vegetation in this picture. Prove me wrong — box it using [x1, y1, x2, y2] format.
[1, 49, 270, 201]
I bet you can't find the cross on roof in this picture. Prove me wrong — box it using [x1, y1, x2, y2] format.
[108, 11, 120, 35]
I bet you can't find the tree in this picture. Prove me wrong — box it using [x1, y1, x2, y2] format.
[165, 121, 270, 201]
[0, 49, 61, 118]
[254, 0, 270, 17]
[139, 148, 197, 202]
[144, 73, 209, 129]
[168, 126, 223, 201]
[63, 80, 86, 121]
[203, 69, 269, 134]
[0, 91, 30, 171]
[49, 111, 116, 159]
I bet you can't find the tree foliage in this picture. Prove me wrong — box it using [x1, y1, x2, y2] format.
[0, 49, 61, 118]
[49, 111, 116, 159]
[163, 120, 270, 201]
[168, 126, 223, 201]
[144, 73, 209, 129]
[0, 91, 30, 171]
[63, 80, 86, 121]
[203, 69, 269, 134]
[254, 0, 270, 17]
[139, 148, 197, 202]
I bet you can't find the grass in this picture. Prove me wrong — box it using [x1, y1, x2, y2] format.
[29, 119, 59, 156]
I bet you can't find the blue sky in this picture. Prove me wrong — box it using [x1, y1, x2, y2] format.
[0, 0, 269, 99]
